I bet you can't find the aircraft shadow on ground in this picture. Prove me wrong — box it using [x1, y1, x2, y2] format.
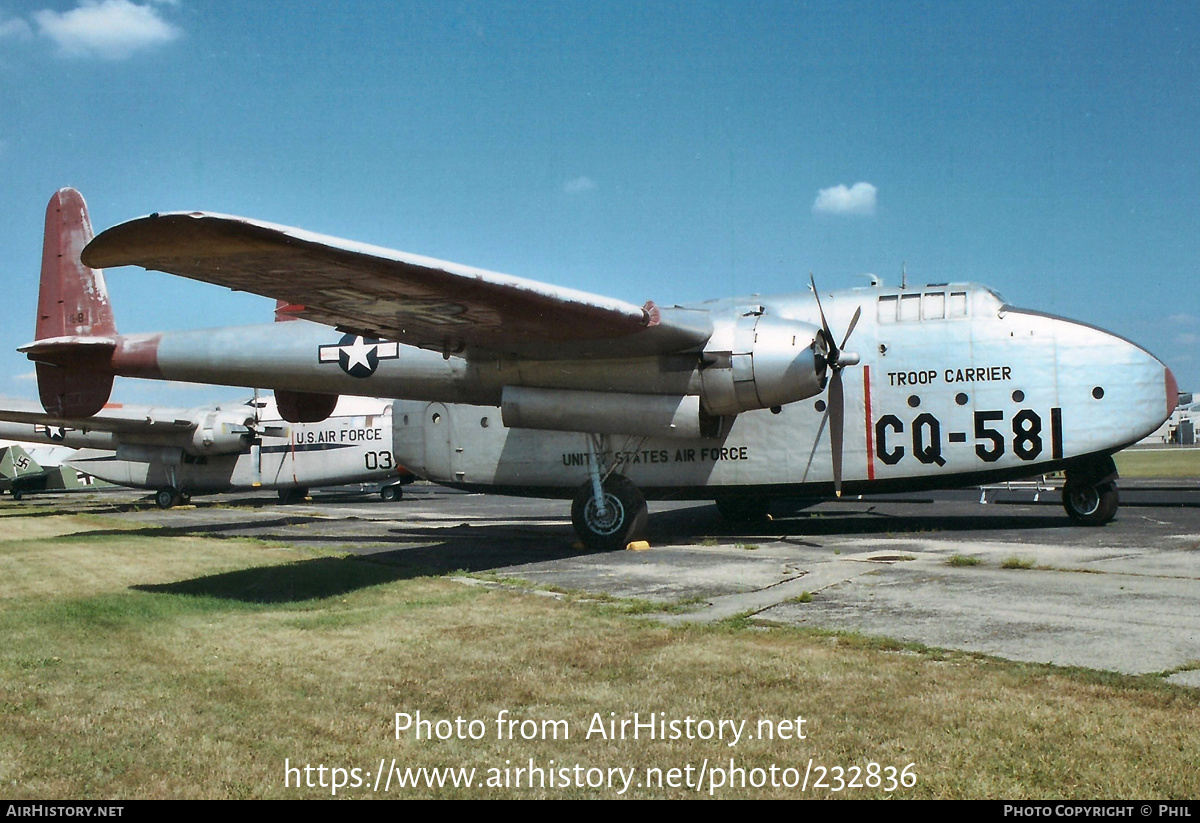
[133, 555, 420, 603]
[133, 533, 595, 604]
[646, 504, 1073, 541]
[131, 503, 1080, 606]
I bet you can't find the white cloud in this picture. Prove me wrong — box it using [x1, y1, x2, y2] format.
[1168, 313, 1196, 325]
[563, 176, 596, 194]
[0, 15, 33, 38]
[34, 0, 181, 60]
[812, 182, 877, 216]
[14, 371, 38, 382]
[1175, 333, 1198, 346]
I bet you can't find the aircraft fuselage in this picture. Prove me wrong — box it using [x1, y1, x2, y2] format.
[71, 283, 1173, 498]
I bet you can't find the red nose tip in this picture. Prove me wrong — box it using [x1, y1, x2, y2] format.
[1165, 366, 1179, 419]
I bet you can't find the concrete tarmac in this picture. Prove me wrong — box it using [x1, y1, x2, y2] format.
[29, 478, 1200, 687]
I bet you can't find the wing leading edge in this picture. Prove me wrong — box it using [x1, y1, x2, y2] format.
[82, 212, 713, 359]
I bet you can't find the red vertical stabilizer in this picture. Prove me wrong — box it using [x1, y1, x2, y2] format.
[32, 188, 116, 417]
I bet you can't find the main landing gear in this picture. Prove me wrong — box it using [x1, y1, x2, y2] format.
[1061, 454, 1119, 526]
[571, 475, 648, 552]
[570, 435, 648, 552]
[278, 487, 309, 505]
[155, 487, 190, 509]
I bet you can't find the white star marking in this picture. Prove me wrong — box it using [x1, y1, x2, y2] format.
[342, 336, 375, 371]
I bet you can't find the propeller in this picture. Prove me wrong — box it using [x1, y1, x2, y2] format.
[809, 274, 862, 496]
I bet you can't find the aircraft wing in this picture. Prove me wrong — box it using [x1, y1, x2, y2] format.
[82, 212, 713, 359]
[0, 400, 197, 436]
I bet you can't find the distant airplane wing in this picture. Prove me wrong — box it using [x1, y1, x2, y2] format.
[0, 399, 197, 436]
[82, 212, 713, 359]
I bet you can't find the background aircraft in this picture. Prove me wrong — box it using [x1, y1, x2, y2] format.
[21, 189, 1177, 547]
[0, 393, 412, 508]
[0, 440, 108, 500]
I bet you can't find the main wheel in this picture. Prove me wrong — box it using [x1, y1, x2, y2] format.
[155, 487, 178, 509]
[1062, 481, 1118, 526]
[571, 475, 648, 552]
[11, 488, 22, 502]
[278, 488, 309, 504]
[380, 483, 402, 502]
[715, 495, 771, 523]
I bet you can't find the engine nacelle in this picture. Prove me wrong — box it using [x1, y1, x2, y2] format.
[699, 313, 826, 415]
[501, 386, 706, 439]
[275, 390, 339, 423]
[187, 408, 255, 455]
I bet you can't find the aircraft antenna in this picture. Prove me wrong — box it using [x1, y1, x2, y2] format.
[901, 262, 907, 290]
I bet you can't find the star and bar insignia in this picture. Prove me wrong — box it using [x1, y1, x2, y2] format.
[318, 334, 400, 378]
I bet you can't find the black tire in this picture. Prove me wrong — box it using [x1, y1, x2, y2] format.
[715, 495, 771, 523]
[179, 492, 192, 505]
[380, 484, 402, 502]
[278, 488, 308, 504]
[1062, 481, 1118, 526]
[155, 488, 178, 509]
[571, 475, 648, 552]
[11, 488, 22, 502]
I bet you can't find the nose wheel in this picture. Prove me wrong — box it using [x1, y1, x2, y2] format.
[1062, 454, 1120, 526]
[1062, 481, 1118, 526]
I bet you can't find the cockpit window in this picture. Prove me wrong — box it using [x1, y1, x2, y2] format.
[878, 294, 898, 323]
[878, 290, 969, 323]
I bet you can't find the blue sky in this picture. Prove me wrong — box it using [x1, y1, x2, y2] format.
[1, 1, 1197, 407]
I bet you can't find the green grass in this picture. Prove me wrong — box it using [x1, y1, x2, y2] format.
[1001, 556, 1036, 570]
[1, 511, 1198, 799]
[1114, 448, 1200, 478]
[947, 554, 982, 567]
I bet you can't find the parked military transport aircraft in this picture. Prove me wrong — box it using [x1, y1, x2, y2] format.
[0, 393, 412, 507]
[20, 189, 1176, 547]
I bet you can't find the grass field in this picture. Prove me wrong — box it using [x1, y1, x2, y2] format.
[1, 505, 1198, 799]
[1115, 448, 1200, 479]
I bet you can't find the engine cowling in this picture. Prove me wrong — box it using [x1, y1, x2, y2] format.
[187, 408, 255, 455]
[698, 313, 826, 416]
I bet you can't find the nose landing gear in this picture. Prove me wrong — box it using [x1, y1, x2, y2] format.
[1061, 454, 1119, 526]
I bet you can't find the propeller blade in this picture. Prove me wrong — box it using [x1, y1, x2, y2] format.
[840, 306, 862, 352]
[809, 273, 837, 360]
[830, 369, 845, 497]
[809, 274, 860, 497]
[801, 402, 831, 484]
